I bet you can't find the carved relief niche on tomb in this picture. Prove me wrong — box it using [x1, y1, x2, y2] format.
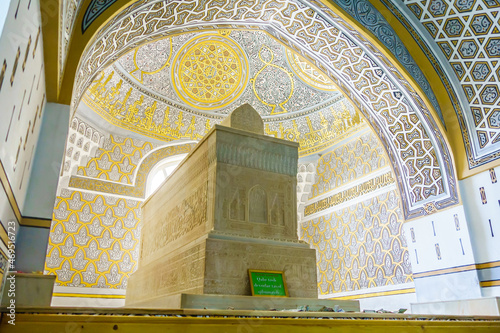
[226, 186, 287, 228]
[249, 185, 267, 224]
[219, 177, 295, 241]
[270, 193, 285, 226]
[229, 188, 246, 222]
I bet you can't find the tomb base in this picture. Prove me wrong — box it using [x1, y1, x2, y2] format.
[125, 293, 360, 311]
[126, 235, 318, 307]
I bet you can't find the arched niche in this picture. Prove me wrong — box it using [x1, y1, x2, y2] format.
[248, 185, 268, 224]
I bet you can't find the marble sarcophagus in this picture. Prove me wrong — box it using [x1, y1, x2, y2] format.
[126, 105, 318, 307]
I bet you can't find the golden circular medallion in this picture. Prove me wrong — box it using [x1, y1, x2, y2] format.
[172, 35, 248, 110]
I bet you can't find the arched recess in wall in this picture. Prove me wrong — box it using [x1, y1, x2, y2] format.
[145, 153, 187, 197]
[68, 0, 459, 220]
[68, 142, 195, 199]
[248, 185, 268, 224]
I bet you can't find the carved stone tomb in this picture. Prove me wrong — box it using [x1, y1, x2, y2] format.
[126, 105, 353, 310]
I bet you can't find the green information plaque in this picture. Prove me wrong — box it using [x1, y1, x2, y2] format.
[248, 270, 289, 297]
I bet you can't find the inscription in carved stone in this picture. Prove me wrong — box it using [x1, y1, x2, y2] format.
[141, 182, 207, 260]
[304, 172, 395, 216]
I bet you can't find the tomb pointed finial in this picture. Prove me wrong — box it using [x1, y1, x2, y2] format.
[220, 103, 264, 135]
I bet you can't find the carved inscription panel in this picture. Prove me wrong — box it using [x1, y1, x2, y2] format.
[140, 181, 208, 265]
[127, 242, 206, 304]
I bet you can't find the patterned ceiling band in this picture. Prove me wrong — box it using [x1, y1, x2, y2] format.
[82, 0, 118, 33]
[286, 48, 338, 91]
[394, 0, 500, 167]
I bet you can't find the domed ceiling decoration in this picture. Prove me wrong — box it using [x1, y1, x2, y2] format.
[80, 29, 363, 157]
[73, 0, 460, 219]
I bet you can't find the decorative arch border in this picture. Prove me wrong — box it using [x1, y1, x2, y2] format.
[82, 0, 119, 33]
[70, 0, 459, 219]
[68, 142, 195, 199]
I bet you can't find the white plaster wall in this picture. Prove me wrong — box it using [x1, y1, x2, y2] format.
[460, 166, 500, 264]
[0, 1, 49, 304]
[0, 185, 18, 229]
[0, 0, 11, 37]
[403, 205, 481, 302]
[23, 103, 70, 219]
[460, 166, 500, 297]
[403, 206, 476, 274]
[482, 286, 500, 298]
[0, 0, 46, 212]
